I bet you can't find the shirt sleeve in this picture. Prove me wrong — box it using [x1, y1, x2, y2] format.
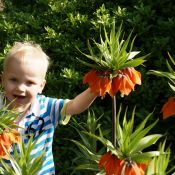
[46, 97, 71, 128]
[60, 99, 71, 125]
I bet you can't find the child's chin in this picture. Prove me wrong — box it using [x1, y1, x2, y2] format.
[13, 102, 30, 110]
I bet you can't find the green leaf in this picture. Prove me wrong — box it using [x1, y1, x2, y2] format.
[168, 52, 175, 66]
[129, 120, 159, 153]
[122, 56, 148, 69]
[130, 112, 153, 140]
[168, 82, 175, 91]
[130, 134, 162, 154]
[132, 151, 160, 163]
[71, 164, 99, 174]
[76, 57, 102, 70]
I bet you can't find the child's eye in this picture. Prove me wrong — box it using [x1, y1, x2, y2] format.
[26, 81, 35, 86]
[9, 78, 17, 82]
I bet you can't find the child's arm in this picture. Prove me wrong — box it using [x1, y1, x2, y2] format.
[65, 88, 97, 116]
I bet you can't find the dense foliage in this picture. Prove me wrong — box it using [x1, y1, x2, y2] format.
[0, 0, 175, 174]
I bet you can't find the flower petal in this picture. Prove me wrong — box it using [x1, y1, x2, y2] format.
[98, 152, 123, 175]
[0, 131, 12, 158]
[98, 152, 112, 168]
[110, 74, 122, 97]
[124, 67, 141, 85]
[83, 70, 111, 97]
[119, 75, 133, 96]
[161, 97, 175, 119]
[0, 130, 20, 159]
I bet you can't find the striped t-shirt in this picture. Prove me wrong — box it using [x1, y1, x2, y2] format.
[1, 94, 71, 175]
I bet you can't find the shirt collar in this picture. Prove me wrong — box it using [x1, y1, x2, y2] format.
[26, 95, 42, 117]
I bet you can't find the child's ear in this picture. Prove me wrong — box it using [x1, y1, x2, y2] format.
[38, 79, 46, 94]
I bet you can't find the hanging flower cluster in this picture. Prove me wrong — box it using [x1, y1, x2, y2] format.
[77, 22, 148, 98]
[98, 151, 147, 175]
[0, 129, 20, 159]
[83, 67, 141, 97]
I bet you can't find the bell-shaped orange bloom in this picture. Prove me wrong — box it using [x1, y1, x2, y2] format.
[0, 131, 12, 158]
[110, 67, 141, 97]
[125, 162, 147, 175]
[0, 129, 20, 159]
[83, 67, 141, 97]
[161, 97, 175, 119]
[98, 152, 123, 175]
[98, 152, 147, 175]
[83, 70, 112, 97]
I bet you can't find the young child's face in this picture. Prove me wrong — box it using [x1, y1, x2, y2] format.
[2, 58, 46, 112]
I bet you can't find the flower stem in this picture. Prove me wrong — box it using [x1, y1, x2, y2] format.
[112, 95, 116, 147]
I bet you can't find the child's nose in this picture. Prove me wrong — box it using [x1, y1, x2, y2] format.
[16, 84, 26, 91]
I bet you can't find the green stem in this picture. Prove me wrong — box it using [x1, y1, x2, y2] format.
[112, 95, 116, 147]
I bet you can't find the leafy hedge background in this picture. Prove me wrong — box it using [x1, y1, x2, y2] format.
[0, 0, 175, 174]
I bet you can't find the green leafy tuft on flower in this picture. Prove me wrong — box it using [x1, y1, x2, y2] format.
[114, 105, 161, 162]
[69, 106, 162, 174]
[83, 105, 162, 174]
[77, 22, 148, 74]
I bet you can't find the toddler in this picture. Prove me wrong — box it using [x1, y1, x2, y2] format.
[0, 42, 97, 175]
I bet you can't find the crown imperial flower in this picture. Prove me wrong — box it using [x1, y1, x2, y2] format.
[98, 151, 148, 175]
[83, 67, 141, 97]
[78, 22, 148, 97]
[0, 129, 20, 159]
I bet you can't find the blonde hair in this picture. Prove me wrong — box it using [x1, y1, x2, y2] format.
[3, 42, 50, 78]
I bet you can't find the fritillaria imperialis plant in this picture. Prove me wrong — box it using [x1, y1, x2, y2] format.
[78, 22, 149, 98]
[75, 22, 162, 174]
[96, 105, 162, 175]
[77, 21, 149, 149]
[0, 104, 44, 174]
[0, 105, 21, 159]
[148, 53, 175, 119]
[70, 106, 163, 174]
[0, 136, 45, 175]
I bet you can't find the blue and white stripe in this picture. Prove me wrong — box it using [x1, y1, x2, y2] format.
[17, 95, 69, 175]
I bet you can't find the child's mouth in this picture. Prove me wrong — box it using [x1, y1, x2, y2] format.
[13, 95, 26, 100]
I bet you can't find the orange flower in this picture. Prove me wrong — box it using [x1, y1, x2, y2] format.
[125, 162, 147, 175]
[123, 67, 141, 85]
[160, 97, 175, 119]
[98, 152, 147, 175]
[110, 67, 141, 97]
[83, 67, 141, 97]
[98, 152, 122, 175]
[83, 70, 112, 97]
[0, 131, 12, 158]
[0, 129, 20, 159]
